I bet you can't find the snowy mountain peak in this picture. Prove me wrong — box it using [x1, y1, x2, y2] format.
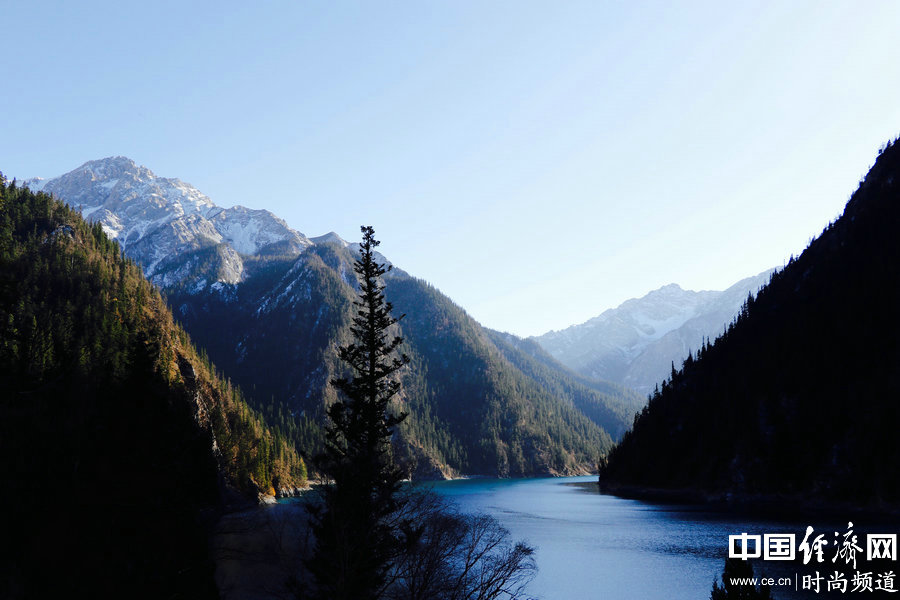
[23, 157, 312, 289]
[81, 156, 146, 177]
[572, 282, 712, 335]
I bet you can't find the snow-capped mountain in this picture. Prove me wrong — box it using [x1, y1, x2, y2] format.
[24, 157, 315, 288]
[533, 269, 774, 396]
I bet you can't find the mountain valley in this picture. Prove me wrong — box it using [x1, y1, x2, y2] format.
[23, 157, 642, 478]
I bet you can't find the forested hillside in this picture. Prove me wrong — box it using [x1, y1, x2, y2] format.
[486, 329, 642, 440]
[601, 139, 900, 505]
[0, 177, 305, 596]
[387, 276, 636, 477]
[170, 244, 640, 478]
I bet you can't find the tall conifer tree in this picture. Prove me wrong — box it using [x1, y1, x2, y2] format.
[307, 225, 410, 600]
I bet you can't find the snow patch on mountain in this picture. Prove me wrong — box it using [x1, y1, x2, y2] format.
[256, 254, 314, 315]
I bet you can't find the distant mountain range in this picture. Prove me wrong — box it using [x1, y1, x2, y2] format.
[533, 271, 774, 396]
[24, 157, 642, 478]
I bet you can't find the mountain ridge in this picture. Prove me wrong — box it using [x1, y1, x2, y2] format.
[25, 157, 642, 478]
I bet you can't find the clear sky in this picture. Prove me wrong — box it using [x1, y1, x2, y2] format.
[4, 1, 900, 336]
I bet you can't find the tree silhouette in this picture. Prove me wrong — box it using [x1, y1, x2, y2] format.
[306, 225, 410, 600]
[384, 489, 537, 600]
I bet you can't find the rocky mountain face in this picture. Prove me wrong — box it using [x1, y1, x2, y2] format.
[26, 157, 642, 478]
[533, 270, 774, 396]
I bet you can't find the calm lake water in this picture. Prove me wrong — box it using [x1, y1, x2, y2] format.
[424, 476, 900, 600]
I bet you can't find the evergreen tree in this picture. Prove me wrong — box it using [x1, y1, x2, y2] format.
[307, 225, 410, 600]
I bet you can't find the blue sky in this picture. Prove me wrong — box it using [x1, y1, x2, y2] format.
[4, 1, 900, 336]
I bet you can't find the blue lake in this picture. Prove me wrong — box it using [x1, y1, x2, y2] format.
[424, 476, 900, 600]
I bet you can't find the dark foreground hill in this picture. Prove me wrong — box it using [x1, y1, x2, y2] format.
[0, 177, 305, 597]
[601, 139, 900, 507]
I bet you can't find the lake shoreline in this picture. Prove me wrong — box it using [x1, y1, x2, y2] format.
[597, 480, 900, 520]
